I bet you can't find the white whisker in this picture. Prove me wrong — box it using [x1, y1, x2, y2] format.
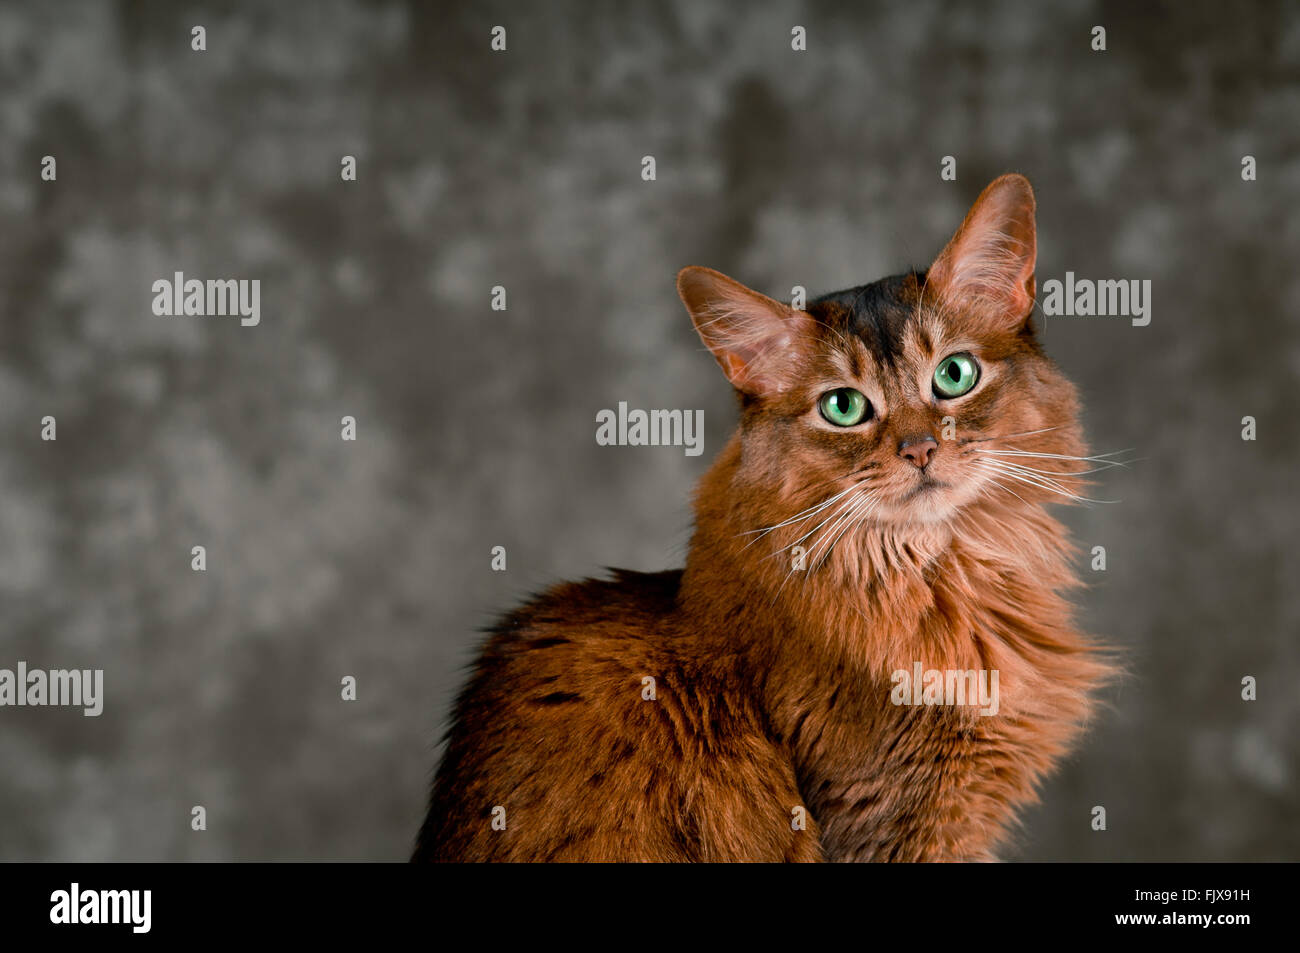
[737, 484, 857, 546]
[808, 490, 877, 572]
[972, 447, 1134, 471]
[762, 490, 864, 562]
[975, 459, 1118, 505]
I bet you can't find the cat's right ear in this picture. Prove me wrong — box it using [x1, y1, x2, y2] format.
[925, 173, 1037, 329]
[677, 266, 810, 397]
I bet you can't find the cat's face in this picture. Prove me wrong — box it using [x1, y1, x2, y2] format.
[680, 174, 1086, 532]
[753, 275, 1083, 526]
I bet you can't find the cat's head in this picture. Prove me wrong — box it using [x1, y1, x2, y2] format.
[678, 174, 1085, 532]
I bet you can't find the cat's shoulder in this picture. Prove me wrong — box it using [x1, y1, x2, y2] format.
[491, 568, 682, 641]
[457, 568, 685, 694]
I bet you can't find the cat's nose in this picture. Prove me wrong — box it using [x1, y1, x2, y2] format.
[898, 436, 938, 469]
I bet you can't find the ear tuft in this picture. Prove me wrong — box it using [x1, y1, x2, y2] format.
[926, 173, 1037, 326]
[677, 266, 808, 396]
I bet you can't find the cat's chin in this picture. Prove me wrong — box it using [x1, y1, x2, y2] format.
[877, 503, 959, 528]
[872, 482, 985, 529]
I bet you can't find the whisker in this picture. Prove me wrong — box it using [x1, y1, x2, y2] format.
[795, 491, 866, 558]
[763, 490, 864, 561]
[737, 484, 857, 545]
[959, 426, 1060, 445]
[969, 453, 1126, 477]
[975, 459, 1119, 505]
[982, 457, 1111, 489]
[815, 492, 880, 572]
[807, 490, 876, 571]
[769, 486, 880, 604]
[977, 459, 1084, 497]
[971, 447, 1135, 470]
[977, 473, 1032, 507]
[737, 465, 880, 544]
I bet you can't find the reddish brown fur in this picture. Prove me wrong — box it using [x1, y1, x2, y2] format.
[414, 175, 1114, 862]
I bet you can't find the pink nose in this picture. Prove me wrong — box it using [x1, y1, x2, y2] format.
[898, 437, 938, 469]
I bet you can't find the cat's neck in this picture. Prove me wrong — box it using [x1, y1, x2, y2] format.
[679, 435, 1080, 665]
[679, 435, 1110, 858]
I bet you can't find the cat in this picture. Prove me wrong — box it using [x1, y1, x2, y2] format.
[413, 174, 1115, 862]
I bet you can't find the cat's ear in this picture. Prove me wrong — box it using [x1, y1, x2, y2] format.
[677, 266, 810, 396]
[925, 173, 1037, 328]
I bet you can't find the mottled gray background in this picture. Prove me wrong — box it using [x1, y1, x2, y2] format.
[0, 0, 1295, 861]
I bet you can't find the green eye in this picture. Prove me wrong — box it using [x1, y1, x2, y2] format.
[933, 353, 980, 398]
[818, 388, 870, 427]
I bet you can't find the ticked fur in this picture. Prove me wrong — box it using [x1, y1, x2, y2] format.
[415, 175, 1114, 862]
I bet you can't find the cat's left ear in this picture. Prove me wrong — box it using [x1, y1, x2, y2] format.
[925, 173, 1037, 329]
[677, 266, 811, 396]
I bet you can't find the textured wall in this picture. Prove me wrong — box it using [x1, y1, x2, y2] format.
[0, 0, 1295, 860]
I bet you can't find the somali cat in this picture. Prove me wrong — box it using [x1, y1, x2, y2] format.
[414, 174, 1114, 862]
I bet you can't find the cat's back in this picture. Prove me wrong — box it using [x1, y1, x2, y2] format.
[413, 569, 817, 862]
